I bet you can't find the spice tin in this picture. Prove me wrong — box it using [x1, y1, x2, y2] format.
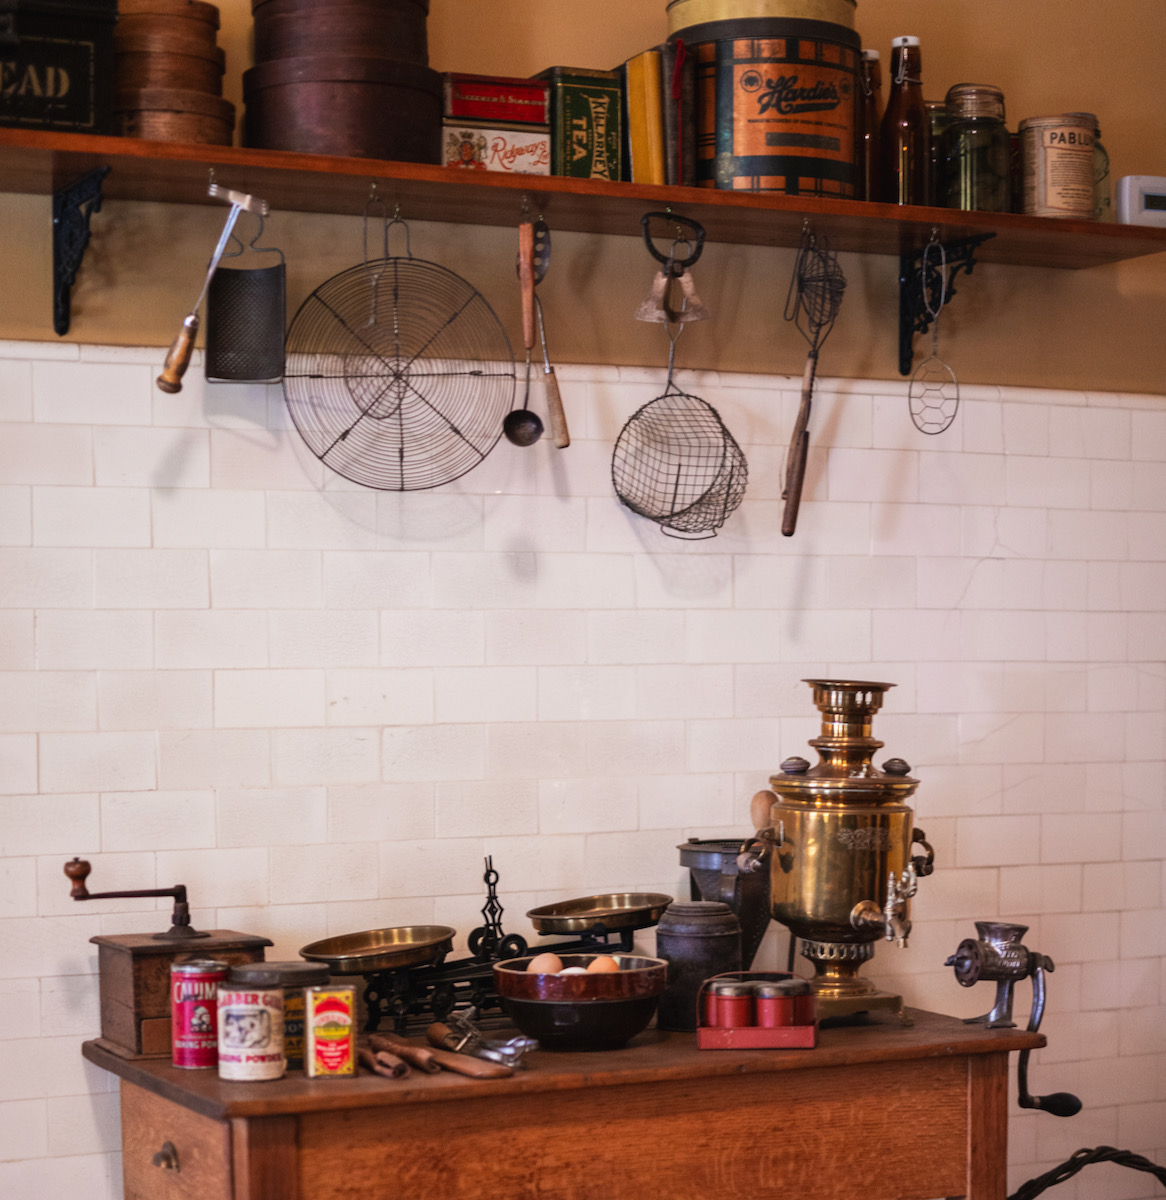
[535, 66, 622, 180]
[304, 985, 356, 1077]
[706, 980, 754, 1028]
[170, 958, 228, 1069]
[753, 978, 813, 1027]
[227, 962, 329, 1071]
[443, 73, 550, 125]
[217, 982, 285, 1082]
[1019, 113, 1095, 219]
[443, 119, 551, 174]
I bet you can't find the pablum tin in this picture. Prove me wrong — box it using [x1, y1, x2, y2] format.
[170, 958, 228, 1069]
[1019, 113, 1095, 219]
[217, 984, 285, 1081]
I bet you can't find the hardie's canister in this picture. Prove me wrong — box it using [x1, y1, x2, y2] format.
[668, 0, 860, 195]
[655, 900, 741, 1031]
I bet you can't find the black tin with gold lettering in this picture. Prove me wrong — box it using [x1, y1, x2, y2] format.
[0, 0, 117, 133]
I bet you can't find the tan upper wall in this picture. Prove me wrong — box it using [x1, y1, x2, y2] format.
[2, 0, 1165, 393]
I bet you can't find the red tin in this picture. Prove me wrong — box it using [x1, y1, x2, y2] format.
[443, 73, 550, 126]
[170, 958, 228, 1069]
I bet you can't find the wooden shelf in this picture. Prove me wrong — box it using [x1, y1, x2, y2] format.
[6, 127, 1166, 269]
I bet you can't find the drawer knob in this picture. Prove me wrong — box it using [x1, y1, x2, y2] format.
[152, 1141, 180, 1172]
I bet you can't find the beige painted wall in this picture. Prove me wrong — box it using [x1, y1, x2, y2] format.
[2, 0, 1165, 392]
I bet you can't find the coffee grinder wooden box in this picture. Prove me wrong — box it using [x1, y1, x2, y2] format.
[92, 931, 272, 1059]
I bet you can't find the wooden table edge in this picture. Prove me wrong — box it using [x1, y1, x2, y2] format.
[84, 1008, 1045, 1122]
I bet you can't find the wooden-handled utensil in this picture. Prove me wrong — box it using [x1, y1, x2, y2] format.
[368, 1034, 442, 1074]
[358, 1047, 411, 1079]
[502, 218, 544, 446]
[156, 182, 269, 395]
[370, 1031, 512, 1079]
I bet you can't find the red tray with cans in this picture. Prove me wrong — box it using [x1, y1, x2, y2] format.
[696, 971, 817, 1050]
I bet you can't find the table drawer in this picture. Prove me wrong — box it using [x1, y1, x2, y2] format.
[121, 1082, 231, 1200]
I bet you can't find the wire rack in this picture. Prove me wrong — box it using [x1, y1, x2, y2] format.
[283, 227, 515, 491]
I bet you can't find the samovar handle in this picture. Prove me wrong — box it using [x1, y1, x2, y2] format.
[910, 827, 935, 877]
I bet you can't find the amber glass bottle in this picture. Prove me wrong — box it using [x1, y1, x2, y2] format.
[879, 36, 929, 205]
[857, 49, 883, 201]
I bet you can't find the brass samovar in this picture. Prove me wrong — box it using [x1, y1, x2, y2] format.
[742, 679, 933, 1023]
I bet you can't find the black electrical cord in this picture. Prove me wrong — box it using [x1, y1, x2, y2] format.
[1008, 1146, 1166, 1200]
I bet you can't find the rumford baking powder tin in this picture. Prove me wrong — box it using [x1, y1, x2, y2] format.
[1019, 113, 1095, 219]
[170, 958, 228, 1069]
[304, 985, 356, 1077]
[217, 983, 285, 1081]
[443, 119, 551, 174]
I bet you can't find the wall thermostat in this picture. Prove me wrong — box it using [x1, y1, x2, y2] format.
[1115, 175, 1166, 226]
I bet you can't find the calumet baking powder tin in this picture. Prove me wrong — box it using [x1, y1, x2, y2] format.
[170, 958, 228, 1069]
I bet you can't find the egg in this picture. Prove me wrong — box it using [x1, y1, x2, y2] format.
[525, 952, 563, 975]
[558, 966, 589, 975]
[586, 955, 620, 974]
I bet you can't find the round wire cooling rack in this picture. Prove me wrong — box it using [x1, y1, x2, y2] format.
[283, 213, 515, 491]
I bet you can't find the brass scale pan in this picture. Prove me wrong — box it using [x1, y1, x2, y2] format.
[301, 893, 674, 975]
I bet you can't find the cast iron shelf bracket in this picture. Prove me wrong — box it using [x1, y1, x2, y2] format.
[898, 231, 995, 375]
[52, 165, 110, 337]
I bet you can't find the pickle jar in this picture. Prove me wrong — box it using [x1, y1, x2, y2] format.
[938, 83, 1011, 213]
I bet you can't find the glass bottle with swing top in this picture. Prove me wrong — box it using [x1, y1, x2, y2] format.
[879, 36, 929, 206]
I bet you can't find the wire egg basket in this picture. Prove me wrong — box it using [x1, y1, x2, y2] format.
[283, 214, 515, 491]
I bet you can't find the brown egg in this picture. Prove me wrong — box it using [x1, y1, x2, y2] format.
[526, 952, 563, 974]
[586, 955, 620, 974]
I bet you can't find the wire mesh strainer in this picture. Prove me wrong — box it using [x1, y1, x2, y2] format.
[283, 204, 515, 491]
[611, 215, 747, 540]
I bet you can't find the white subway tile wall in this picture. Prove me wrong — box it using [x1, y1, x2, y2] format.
[0, 343, 1163, 1200]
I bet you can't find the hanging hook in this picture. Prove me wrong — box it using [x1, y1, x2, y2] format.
[921, 230, 947, 321]
[364, 185, 390, 264]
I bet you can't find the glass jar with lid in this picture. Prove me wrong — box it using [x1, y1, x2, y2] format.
[937, 82, 1011, 212]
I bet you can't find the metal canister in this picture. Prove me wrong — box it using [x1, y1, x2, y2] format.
[707, 979, 755, 1028]
[655, 900, 742, 1031]
[754, 977, 813, 1026]
[170, 958, 228, 1069]
[228, 961, 329, 1071]
[1019, 113, 1095, 219]
[667, 0, 861, 196]
[304, 985, 356, 1077]
[217, 976, 285, 1082]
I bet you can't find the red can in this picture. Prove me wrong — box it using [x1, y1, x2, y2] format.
[171, 958, 229, 1069]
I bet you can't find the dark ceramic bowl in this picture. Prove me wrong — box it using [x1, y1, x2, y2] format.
[492, 953, 668, 1050]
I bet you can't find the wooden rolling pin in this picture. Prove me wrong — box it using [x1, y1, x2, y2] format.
[370, 1031, 512, 1079]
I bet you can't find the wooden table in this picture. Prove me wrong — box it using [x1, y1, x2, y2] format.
[84, 1009, 1042, 1200]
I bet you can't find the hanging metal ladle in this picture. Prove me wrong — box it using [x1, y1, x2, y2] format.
[503, 215, 548, 447]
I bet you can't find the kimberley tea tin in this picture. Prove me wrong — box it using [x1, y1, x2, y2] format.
[170, 958, 228, 1069]
[217, 982, 285, 1081]
[304, 985, 356, 1077]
